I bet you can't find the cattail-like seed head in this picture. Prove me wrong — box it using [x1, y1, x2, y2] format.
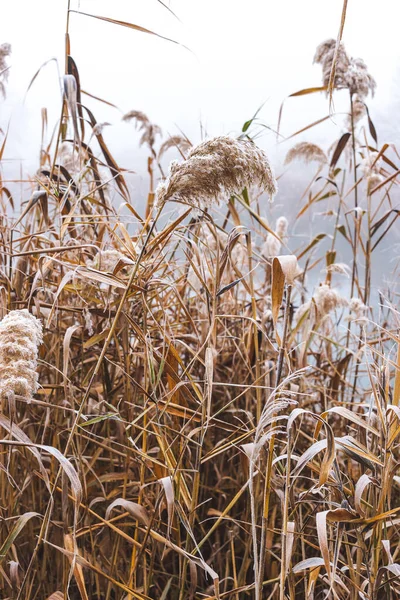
[155, 136, 277, 211]
[284, 142, 328, 166]
[0, 309, 43, 400]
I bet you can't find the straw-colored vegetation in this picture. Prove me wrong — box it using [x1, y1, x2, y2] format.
[0, 9, 399, 600]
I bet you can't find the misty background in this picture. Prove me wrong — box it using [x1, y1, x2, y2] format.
[1, 0, 400, 293]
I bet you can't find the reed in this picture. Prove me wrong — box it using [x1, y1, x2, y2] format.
[0, 13, 399, 600]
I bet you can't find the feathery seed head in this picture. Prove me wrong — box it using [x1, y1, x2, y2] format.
[345, 57, 376, 98]
[122, 110, 150, 128]
[284, 142, 327, 166]
[155, 136, 277, 211]
[122, 110, 162, 148]
[313, 39, 337, 64]
[158, 135, 192, 160]
[314, 284, 348, 317]
[314, 39, 350, 89]
[314, 39, 376, 98]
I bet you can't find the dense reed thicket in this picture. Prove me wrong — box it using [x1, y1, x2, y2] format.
[0, 16, 399, 600]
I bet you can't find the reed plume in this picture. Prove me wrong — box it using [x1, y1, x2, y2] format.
[314, 38, 376, 98]
[313, 39, 350, 90]
[155, 135, 277, 211]
[122, 110, 162, 149]
[0, 309, 43, 401]
[346, 57, 376, 98]
[158, 135, 192, 160]
[284, 142, 327, 165]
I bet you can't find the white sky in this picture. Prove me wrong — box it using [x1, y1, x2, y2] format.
[1, 0, 400, 196]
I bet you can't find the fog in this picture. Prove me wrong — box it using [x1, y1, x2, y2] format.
[1, 0, 400, 290]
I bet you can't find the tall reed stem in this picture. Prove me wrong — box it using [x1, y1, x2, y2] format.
[258, 284, 292, 599]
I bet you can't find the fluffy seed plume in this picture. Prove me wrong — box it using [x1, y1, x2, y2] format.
[0, 43, 11, 98]
[313, 39, 350, 90]
[0, 309, 43, 400]
[155, 136, 277, 211]
[345, 57, 376, 98]
[284, 142, 327, 166]
[314, 39, 376, 98]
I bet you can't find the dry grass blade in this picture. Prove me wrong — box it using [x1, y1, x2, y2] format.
[69, 10, 186, 48]
[0, 513, 41, 566]
[105, 499, 150, 527]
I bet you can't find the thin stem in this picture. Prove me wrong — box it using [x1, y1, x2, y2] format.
[349, 91, 359, 301]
